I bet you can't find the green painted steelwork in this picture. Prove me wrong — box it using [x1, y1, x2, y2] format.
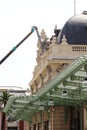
[3, 55, 87, 121]
[70, 75, 85, 81]
[63, 80, 82, 87]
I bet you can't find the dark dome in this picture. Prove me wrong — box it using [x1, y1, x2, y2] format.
[57, 11, 87, 44]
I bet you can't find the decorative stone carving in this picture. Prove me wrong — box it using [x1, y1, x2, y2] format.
[56, 63, 68, 73]
[47, 65, 52, 80]
[40, 29, 47, 40]
[34, 81, 38, 91]
[30, 86, 33, 94]
[40, 74, 44, 86]
[38, 29, 51, 54]
[61, 35, 68, 45]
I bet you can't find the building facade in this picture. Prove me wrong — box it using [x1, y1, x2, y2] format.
[28, 11, 87, 130]
[4, 11, 87, 130]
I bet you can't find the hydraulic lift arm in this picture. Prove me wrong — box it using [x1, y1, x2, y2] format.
[0, 26, 42, 65]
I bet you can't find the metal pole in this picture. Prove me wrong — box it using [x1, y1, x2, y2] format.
[80, 107, 83, 130]
[74, 0, 76, 16]
[42, 110, 44, 130]
[52, 106, 54, 130]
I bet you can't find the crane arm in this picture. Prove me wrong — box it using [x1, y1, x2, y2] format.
[0, 26, 42, 65]
[33, 26, 43, 49]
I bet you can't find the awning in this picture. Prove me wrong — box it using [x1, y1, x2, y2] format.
[4, 55, 87, 121]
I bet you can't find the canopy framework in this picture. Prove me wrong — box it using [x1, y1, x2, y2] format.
[4, 55, 87, 121]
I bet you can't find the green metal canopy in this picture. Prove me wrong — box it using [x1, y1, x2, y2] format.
[4, 55, 87, 121]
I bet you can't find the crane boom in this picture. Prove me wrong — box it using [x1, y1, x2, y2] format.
[0, 26, 42, 65]
[33, 26, 43, 49]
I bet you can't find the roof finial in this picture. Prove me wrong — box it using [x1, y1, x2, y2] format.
[74, 0, 76, 16]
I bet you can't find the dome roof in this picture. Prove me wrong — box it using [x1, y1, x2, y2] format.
[57, 11, 87, 45]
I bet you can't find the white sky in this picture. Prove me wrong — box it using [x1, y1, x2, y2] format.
[0, 0, 87, 89]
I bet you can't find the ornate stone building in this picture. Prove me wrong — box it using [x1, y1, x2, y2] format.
[4, 11, 87, 130]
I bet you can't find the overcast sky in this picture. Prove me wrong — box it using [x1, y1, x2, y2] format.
[0, 0, 87, 89]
